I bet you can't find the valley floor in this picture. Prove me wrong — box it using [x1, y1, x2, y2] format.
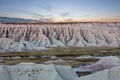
[0, 47, 120, 77]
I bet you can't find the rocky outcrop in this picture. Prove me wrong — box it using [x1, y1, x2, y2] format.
[1, 62, 120, 80]
[81, 56, 120, 72]
[0, 23, 120, 51]
[0, 63, 77, 80]
[78, 65, 120, 80]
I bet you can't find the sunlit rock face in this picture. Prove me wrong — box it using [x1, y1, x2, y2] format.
[0, 22, 120, 51]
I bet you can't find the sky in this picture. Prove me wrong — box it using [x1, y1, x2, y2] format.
[0, 0, 120, 22]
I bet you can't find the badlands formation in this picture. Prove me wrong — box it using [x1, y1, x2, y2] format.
[0, 62, 120, 80]
[0, 22, 120, 51]
[0, 63, 77, 80]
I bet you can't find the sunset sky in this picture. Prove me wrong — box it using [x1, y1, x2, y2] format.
[0, 0, 120, 22]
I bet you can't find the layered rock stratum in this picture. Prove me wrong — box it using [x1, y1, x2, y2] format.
[78, 65, 120, 80]
[0, 62, 120, 80]
[0, 22, 120, 51]
[0, 63, 77, 80]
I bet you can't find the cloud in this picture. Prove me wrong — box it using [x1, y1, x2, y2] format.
[0, 4, 54, 22]
[0, 8, 30, 14]
[34, 14, 54, 21]
[29, 13, 44, 18]
[64, 19, 73, 22]
[61, 12, 70, 17]
[82, 15, 90, 18]
[40, 5, 53, 11]
[0, 7, 54, 20]
[33, 13, 54, 22]
[0, 12, 4, 15]
[38, 17, 54, 22]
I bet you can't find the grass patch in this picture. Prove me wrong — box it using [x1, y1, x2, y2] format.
[0, 47, 119, 65]
[75, 58, 99, 62]
[0, 47, 120, 58]
[0, 47, 120, 57]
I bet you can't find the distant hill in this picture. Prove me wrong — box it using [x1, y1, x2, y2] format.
[0, 17, 38, 23]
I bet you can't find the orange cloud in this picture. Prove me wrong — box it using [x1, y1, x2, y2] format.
[52, 17, 120, 22]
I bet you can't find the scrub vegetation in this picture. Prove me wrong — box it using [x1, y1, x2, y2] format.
[0, 47, 119, 65]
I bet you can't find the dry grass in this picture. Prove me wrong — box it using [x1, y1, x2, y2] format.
[0, 47, 119, 65]
[0, 47, 120, 57]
